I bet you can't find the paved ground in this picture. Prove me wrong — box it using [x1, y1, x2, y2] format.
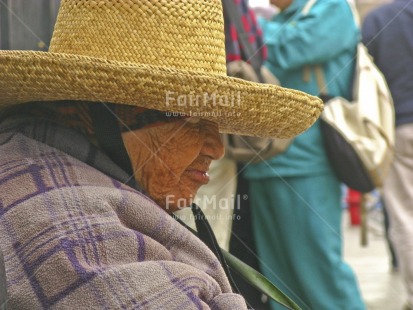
[343, 209, 407, 310]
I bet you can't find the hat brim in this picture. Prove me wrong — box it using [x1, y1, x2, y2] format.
[0, 51, 323, 138]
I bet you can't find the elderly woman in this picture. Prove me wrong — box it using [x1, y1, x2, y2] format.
[0, 0, 322, 309]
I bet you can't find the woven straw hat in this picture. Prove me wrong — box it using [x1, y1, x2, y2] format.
[0, 0, 322, 138]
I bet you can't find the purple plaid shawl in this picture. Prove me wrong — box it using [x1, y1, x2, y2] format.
[0, 116, 247, 309]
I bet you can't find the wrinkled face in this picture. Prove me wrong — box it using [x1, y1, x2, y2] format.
[270, 0, 293, 10]
[122, 117, 224, 213]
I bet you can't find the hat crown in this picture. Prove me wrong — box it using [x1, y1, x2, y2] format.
[49, 0, 227, 75]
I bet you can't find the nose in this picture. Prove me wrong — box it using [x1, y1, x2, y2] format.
[200, 122, 224, 160]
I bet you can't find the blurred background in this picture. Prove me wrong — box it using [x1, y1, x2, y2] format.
[0, 0, 390, 51]
[0, 0, 60, 50]
[248, 0, 391, 20]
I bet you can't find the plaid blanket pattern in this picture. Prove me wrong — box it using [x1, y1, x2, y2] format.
[0, 117, 247, 309]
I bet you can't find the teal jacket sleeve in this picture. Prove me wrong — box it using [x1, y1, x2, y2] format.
[260, 0, 359, 70]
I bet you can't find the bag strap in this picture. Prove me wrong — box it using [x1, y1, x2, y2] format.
[313, 66, 329, 95]
[221, 0, 264, 82]
[300, 0, 325, 92]
[346, 1, 361, 27]
[303, 63, 329, 96]
[301, 0, 317, 15]
[302, 0, 360, 97]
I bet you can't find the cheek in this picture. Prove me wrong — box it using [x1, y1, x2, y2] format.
[141, 157, 201, 212]
[124, 121, 206, 212]
[160, 127, 204, 177]
[141, 133, 203, 206]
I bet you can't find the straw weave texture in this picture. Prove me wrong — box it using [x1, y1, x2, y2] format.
[0, 0, 323, 138]
[50, 0, 227, 74]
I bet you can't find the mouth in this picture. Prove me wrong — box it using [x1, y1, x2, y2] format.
[183, 169, 210, 184]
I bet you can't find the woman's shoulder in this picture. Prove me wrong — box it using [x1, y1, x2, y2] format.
[0, 131, 244, 308]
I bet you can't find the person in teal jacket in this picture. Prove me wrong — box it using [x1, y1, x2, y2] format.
[244, 0, 366, 309]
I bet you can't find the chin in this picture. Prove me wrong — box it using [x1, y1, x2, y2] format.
[162, 194, 195, 213]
